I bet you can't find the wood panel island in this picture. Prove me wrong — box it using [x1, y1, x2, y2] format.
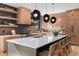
[7, 35, 70, 56]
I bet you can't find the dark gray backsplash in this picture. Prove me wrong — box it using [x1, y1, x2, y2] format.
[0, 27, 15, 35]
[0, 20, 40, 35]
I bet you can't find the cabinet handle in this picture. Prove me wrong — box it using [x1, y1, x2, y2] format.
[71, 25, 74, 32]
[71, 25, 76, 37]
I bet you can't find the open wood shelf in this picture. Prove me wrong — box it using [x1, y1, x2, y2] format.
[0, 16, 17, 20]
[0, 25, 18, 27]
[0, 8, 17, 14]
[0, 4, 18, 28]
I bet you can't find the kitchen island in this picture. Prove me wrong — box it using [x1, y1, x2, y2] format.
[7, 35, 68, 56]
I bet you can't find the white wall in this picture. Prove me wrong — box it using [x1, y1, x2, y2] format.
[4, 3, 79, 30]
[5, 3, 79, 15]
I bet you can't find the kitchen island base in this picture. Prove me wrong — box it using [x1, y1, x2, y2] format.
[8, 42, 36, 56]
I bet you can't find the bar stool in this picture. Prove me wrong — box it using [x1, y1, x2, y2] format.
[58, 49, 63, 56]
[48, 43, 59, 56]
[58, 40, 63, 49]
[65, 37, 70, 45]
[57, 39, 63, 56]
[65, 37, 71, 55]
[38, 42, 59, 56]
[57, 41, 63, 56]
[56, 40, 66, 56]
[61, 39, 67, 56]
[62, 39, 66, 48]
[66, 43, 71, 55]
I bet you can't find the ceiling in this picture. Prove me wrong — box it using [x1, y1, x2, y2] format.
[4, 3, 79, 15]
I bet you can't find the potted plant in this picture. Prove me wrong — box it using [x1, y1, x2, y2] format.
[53, 30, 59, 36]
[52, 26, 61, 36]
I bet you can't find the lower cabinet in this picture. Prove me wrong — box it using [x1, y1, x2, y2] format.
[0, 35, 23, 55]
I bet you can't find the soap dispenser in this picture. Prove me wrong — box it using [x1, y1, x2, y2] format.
[11, 30, 16, 35]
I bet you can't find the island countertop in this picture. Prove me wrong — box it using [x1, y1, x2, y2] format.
[7, 35, 68, 49]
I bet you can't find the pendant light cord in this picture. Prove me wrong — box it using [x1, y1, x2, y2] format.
[46, 0, 48, 14]
[46, 3, 47, 14]
[35, 3, 37, 10]
[35, 3, 37, 21]
[52, 3, 54, 14]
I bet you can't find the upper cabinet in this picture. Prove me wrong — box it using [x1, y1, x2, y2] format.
[0, 3, 17, 21]
[0, 3, 18, 27]
[66, 9, 79, 19]
[17, 7, 32, 25]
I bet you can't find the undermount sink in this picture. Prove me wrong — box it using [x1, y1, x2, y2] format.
[33, 35, 43, 38]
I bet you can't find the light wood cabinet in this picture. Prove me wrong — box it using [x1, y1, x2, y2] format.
[0, 3, 17, 28]
[70, 19, 79, 45]
[0, 35, 24, 55]
[17, 7, 31, 25]
[61, 9, 79, 45]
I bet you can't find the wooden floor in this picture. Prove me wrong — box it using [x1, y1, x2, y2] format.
[68, 45, 79, 56]
[0, 45, 79, 56]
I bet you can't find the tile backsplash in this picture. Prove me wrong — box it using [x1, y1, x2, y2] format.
[0, 24, 37, 35]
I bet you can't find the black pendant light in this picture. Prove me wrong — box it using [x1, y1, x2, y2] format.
[31, 4, 41, 21]
[43, 14, 50, 23]
[43, 3, 50, 23]
[31, 9, 41, 21]
[50, 3, 57, 24]
[50, 16, 56, 23]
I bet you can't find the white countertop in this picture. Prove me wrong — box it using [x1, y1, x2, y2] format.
[0, 34, 25, 37]
[7, 35, 68, 49]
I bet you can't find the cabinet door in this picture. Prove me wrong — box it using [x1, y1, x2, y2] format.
[61, 17, 75, 44]
[17, 7, 31, 25]
[61, 17, 73, 35]
[0, 37, 9, 55]
[0, 35, 23, 55]
[72, 19, 79, 45]
[65, 18, 79, 45]
[61, 10, 79, 45]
